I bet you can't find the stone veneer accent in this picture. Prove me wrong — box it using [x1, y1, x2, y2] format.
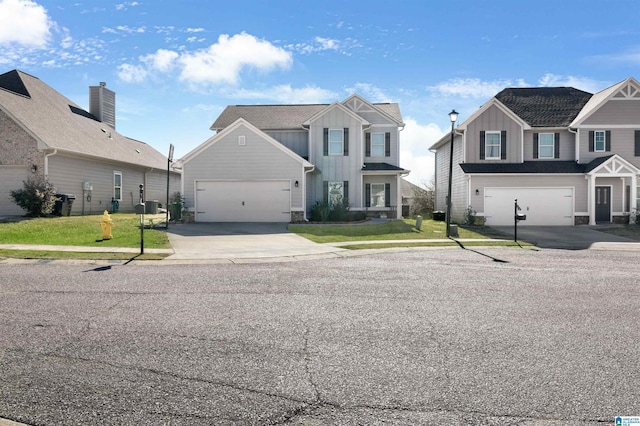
[290, 211, 305, 223]
[574, 216, 589, 225]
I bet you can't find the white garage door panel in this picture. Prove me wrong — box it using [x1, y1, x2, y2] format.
[0, 166, 28, 216]
[485, 188, 573, 226]
[196, 180, 291, 222]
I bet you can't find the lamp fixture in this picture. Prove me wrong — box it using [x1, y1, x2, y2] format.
[31, 164, 38, 173]
[475, 189, 479, 196]
[295, 180, 299, 188]
[446, 109, 459, 238]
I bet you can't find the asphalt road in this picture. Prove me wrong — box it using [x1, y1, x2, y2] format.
[1, 247, 639, 425]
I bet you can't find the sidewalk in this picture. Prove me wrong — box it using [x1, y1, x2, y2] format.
[0, 244, 173, 254]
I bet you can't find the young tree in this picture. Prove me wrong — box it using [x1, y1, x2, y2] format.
[10, 177, 58, 217]
[409, 178, 435, 217]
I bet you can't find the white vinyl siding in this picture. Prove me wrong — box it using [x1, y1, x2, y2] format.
[485, 131, 501, 159]
[539, 133, 554, 158]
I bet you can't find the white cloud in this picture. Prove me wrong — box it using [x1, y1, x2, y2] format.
[117, 63, 147, 83]
[399, 118, 447, 187]
[288, 36, 341, 54]
[0, 0, 52, 48]
[115, 2, 140, 10]
[230, 84, 338, 104]
[538, 73, 610, 93]
[141, 48, 179, 72]
[186, 27, 205, 33]
[428, 78, 527, 99]
[178, 32, 292, 85]
[345, 83, 391, 102]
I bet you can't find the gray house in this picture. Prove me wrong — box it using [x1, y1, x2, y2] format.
[179, 95, 409, 222]
[0, 69, 180, 216]
[430, 77, 640, 226]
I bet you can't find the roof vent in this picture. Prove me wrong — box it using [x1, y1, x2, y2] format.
[89, 82, 116, 129]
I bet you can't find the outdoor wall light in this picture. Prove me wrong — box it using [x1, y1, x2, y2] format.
[475, 189, 479, 195]
[295, 180, 299, 187]
[31, 164, 38, 173]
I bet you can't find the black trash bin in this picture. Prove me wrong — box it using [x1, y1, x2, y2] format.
[433, 211, 446, 221]
[64, 195, 76, 216]
[54, 194, 67, 216]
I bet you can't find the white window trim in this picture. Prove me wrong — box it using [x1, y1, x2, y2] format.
[370, 183, 385, 208]
[594, 130, 606, 152]
[328, 129, 344, 156]
[485, 131, 501, 160]
[538, 132, 555, 159]
[371, 132, 385, 157]
[114, 171, 122, 201]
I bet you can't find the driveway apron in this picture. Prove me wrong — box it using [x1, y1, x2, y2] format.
[491, 225, 640, 250]
[165, 222, 345, 260]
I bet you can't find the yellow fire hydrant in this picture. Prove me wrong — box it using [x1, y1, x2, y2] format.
[100, 210, 113, 240]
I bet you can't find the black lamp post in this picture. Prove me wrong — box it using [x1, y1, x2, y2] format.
[446, 109, 459, 238]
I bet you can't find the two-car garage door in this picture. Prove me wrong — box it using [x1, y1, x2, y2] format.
[0, 166, 28, 216]
[195, 180, 291, 222]
[484, 187, 574, 226]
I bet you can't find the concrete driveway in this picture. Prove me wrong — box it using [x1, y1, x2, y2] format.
[165, 222, 346, 261]
[491, 225, 640, 250]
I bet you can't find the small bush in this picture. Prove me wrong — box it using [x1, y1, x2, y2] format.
[309, 198, 361, 222]
[463, 205, 478, 226]
[10, 177, 58, 217]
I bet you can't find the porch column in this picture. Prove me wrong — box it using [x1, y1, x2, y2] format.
[588, 174, 596, 225]
[631, 175, 638, 224]
[396, 174, 402, 219]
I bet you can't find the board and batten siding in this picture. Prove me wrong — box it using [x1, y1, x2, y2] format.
[308, 107, 365, 208]
[364, 127, 400, 165]
[465, 104, 523, 163]
[433, 134, 466, 221]
[468, 175, 588, 216]
[264, 130, 308, 159]
[183, 125, 305, 211]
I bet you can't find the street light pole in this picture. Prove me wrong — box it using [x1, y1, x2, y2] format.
[446, 109, 458, 238]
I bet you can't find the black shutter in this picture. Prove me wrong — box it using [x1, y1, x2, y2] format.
[500, 130, 507, 160]
[635, 130, 640, 156]
[323, 181, 328, 203]
[343, 181, 349, 202]
[533, 133, 539, 159]
[385, 132, 391, 157]
[365, 133, 371, 156]
[554, 133, 560, 159]
[480, 131, 486, 160]
[384, 183, 391, 208]
[588, 131, 594, 152]
[343, 128, 349, 156]
[323, 128, 329, 156]
[365, 183, 371, 207]
[605, 130, 612, 152]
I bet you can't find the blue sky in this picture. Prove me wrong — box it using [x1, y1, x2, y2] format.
[1, 0, 640, 186]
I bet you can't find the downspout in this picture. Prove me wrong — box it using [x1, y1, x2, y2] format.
[44, 149, 57, 178]
[568, 127, 579, 162]
[303, 166, 315, 221]
[569, 127, 585, 224]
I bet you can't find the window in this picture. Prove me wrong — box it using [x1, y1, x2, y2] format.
[328, 129, 343, 155]
[595, 131, 606, 152]
[328, 182, 344, 206]
[485, 131, 501, 159]
[539, 133, 555, 158]
[114, 172, 122, 201]
[371, 133, 385, 157]
[370, 183, 385, 207]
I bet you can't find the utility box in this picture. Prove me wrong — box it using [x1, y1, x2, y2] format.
[415, 215, 423, 230]
[145, 200, 159, 214]
[433, 211, 445, 221]
[449, 224, 459, 237]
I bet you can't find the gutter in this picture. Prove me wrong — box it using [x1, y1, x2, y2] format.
[44, 149, 57, 178]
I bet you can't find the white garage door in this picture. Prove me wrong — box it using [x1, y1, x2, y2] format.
[484, 187, 574, 226]
[196, 180, 291, 222]
[0, 166, 28, 216]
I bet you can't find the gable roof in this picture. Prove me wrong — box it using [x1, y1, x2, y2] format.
[302, 101, 370, 126]
[0, 69, 170, 170]
[570, 77, 640, 127]
[182, 117, 313, 167]
[342, 93, 404, 125]
[459, 156, 637, 175]
[495, 87, 593, 127]
[210, 98, 403, 130]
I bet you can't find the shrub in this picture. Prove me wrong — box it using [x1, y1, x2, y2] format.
[309, 200, 330, 222]
[328, 197, 350, 222]
[168, 191, 184, 221]
[10, 177, 58, 217]
[309, 198, 360, 222]
[463, 205, 478, 226]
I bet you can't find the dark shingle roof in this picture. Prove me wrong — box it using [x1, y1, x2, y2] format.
[362, 162, 407, 172]
[495, 87, 592, 127]
[460, 157, 615, 174]
[0, 69, 31, 98]
[211, 102, 403, 130]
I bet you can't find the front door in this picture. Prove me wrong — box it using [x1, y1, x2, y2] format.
[595, 186, 611, 223]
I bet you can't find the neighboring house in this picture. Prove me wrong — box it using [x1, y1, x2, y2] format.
[430, 77, 640, 226]
[179, 95, 409, 222]
[0, 70, 180, 216]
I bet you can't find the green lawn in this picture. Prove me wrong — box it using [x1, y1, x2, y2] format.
[0, 214, 170, 249]
[288, 218, 509, 243]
